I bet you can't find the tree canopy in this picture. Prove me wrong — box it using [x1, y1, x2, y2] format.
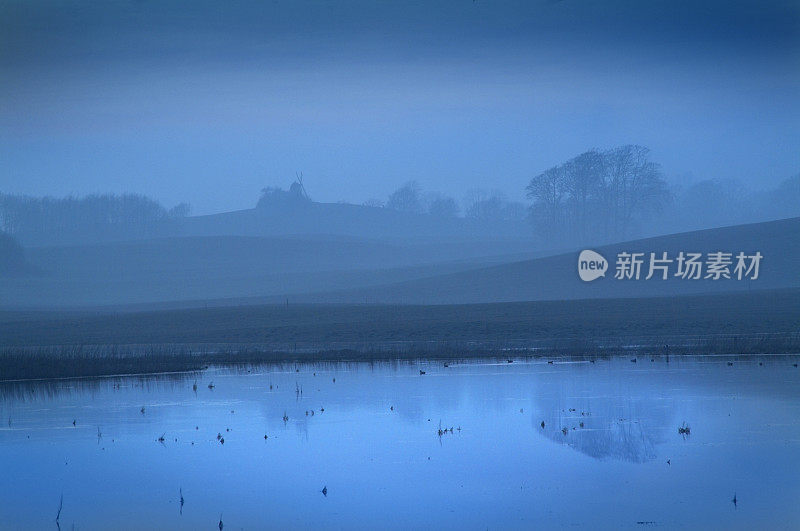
[527, 145, 670, 245]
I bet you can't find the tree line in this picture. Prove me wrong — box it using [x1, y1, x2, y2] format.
[0, 193, 190, 246]
[376, 144, 798, 245]
[372, 181, 527, 222]
[373, 145, 670, 239]
[2, 147, 798, 249]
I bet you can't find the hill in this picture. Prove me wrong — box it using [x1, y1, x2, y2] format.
[291, 217, 800, 304]
[2, 217, 795, 309]
[182, 201, 534, 244]
[0, 234, 542, 308]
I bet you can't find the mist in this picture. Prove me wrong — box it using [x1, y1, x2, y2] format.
[0, 0, 798, 308]
[2, 5, 800, 528]
[2, 0, 798, 214]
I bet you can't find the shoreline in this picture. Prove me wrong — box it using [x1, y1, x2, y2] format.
[2, 334, 799, 382]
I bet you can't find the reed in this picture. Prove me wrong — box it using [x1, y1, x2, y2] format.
[1, 331, 798, 382]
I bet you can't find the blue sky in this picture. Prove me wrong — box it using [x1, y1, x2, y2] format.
[1, 0, 798, 214]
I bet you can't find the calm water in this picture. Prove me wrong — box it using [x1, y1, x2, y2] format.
[1, 355, 799, 530]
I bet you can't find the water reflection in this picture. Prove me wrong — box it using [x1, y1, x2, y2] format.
[0, 371, 195, 403]
[534, 403, 662, 463]
[0, 355, 798, 529]
[531, 371, 673, 463]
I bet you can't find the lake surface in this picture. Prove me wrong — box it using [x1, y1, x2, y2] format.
[1, 355, 799, 530]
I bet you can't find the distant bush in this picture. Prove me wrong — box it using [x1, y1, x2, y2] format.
[386, 181, 423, 214]
[464, 189, 527, 222]
[424, 192, 460, 218]
[387, 184, 460, 217]
[168, 202, 192, 218]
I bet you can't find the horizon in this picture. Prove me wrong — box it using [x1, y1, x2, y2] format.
[2, 0, 799, 215]
[1, 170, 798, 218]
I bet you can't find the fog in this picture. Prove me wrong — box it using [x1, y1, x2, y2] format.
[0, 1, 798, 308]
[2, 1, 798, 214]
[3, 9, 800, 531]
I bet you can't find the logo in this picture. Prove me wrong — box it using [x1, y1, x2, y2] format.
[578, 249, 607, 282]
[576, 250, 761, 283]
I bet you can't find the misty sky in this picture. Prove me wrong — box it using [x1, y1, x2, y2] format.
[1, 0, 798, 215]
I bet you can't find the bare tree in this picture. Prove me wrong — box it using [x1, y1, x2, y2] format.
[602, 145, 670, 239]
[362, 198, 385, 208]
[526, 164, 567, 239]
[168, 202, 192, 218]
[563, 150, 604, 241]
[387, 181, 423, 213]
[463, 189, 526, 222]
[526, 145, 669, 245]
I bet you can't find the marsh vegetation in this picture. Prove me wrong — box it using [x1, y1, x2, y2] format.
[1, 289, 798, 381]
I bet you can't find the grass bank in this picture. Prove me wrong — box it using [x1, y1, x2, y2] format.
[1, 289, 798, 381]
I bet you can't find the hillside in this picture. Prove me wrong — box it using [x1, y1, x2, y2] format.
[182, 201, 534, 244]
[0, 234, 543, 308]
[2, 217, 795, 309]
[290, 217, 800, 304]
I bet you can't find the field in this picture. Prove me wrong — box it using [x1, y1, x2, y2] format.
[312, 216, 800, 304]
[3, 217, 797, 309]
[1, 288, 798, 381]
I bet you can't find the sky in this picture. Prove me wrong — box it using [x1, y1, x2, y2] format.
[1, 0, 798, 215]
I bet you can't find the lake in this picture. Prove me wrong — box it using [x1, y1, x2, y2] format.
[1, 355, 799, 529]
